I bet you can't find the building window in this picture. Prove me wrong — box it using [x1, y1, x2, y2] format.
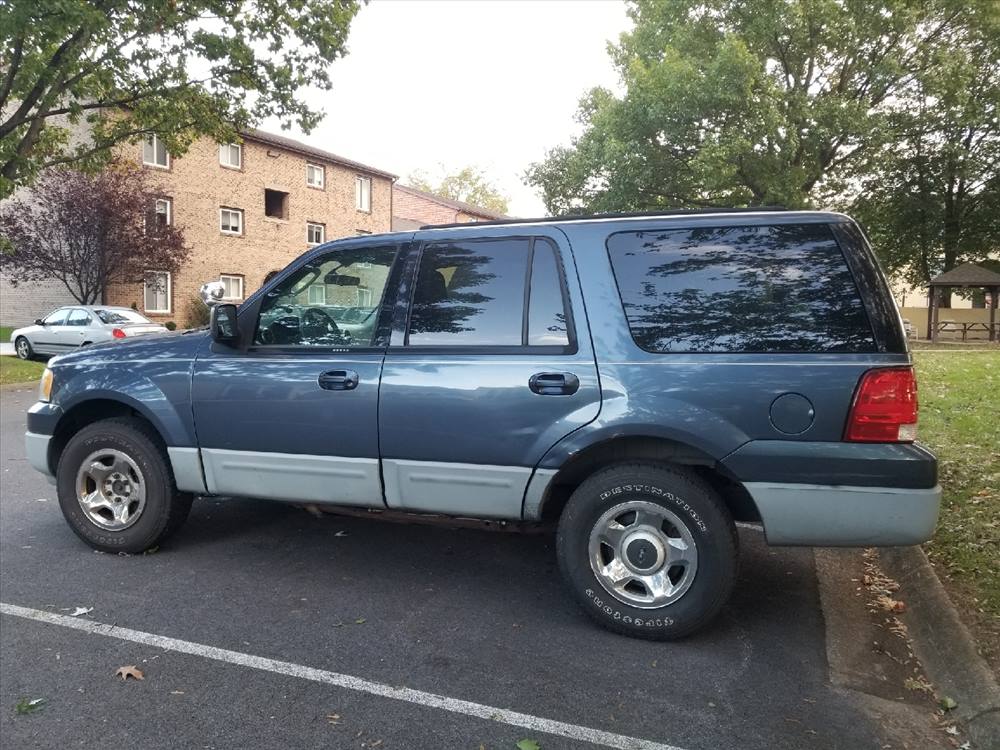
[155, 198, 172, 226]
[219, 143, 242, 169]
[220, 207, 243, 235]
[307, 285, 326, 305]
[220, 274, 244, 300]
[306, 163, 324, 188]
[264, 189, 289, 219]
[355, 176, 371, 212]
[306, 222, 325, 246]
[142, 135, 169, 168]
[144, 271, 171, 313]
[146, 197, 171, 234]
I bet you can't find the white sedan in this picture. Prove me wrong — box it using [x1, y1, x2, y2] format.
[10, 306, 168, 359]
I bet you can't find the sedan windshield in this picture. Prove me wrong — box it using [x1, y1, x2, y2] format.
[94, 309, 152, 325]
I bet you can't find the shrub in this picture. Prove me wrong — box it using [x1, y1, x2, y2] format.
[164, 321, 177, 331]
[184, 296, 210, 328]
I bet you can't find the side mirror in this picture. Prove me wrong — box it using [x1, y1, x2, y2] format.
[210, 303, 239, 345]
[34, 318, 45, 326]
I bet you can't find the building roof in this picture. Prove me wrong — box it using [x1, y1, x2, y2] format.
[929, 262, 1000, 287]
[243, 129, 397, 181]
[394, 183, 508, 220]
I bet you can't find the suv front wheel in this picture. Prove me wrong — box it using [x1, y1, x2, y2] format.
[557, 463, 738, 640]
[56, 418, 193, 553]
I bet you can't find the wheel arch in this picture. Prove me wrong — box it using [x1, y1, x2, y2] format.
[47, 396, 170, 476]
[532, 435, 761, 525]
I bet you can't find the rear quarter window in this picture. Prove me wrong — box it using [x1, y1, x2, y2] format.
[606, 223, 876, 353]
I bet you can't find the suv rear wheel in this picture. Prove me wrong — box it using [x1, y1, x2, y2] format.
[556, 462, 738, 640]
[56, 418, 193, 553]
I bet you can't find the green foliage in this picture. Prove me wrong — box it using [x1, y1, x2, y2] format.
[185, 296, 211, 329]
[848, 12, 1000, 290]
[527, 0, 998, 222]
[164, 320, 177, 331]
[407, 166, 509, 215]
[0, 0, 362, 196]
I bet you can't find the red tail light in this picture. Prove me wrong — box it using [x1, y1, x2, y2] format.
[112, 328, 127, 339]
[845, 367, 918, 442]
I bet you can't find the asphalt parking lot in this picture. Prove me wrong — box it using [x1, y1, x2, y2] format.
[0, 385, 944, 749]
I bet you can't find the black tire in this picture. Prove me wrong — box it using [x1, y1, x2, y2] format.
[15, 336, 33, 360]
[56, 418, 193, 553]
[556, 462, 738, 640]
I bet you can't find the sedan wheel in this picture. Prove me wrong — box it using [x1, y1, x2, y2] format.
[15, 337, 32, 360]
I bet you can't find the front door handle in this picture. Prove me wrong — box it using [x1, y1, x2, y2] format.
[318, 369, 359, 391]
[529, 372, 580, 396]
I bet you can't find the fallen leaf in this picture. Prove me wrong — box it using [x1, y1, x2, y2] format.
[327, 713, 341, 725]
[354, 618, 366, 625]
[903, 677, 933, 693]
[940, 696, 958, 711]
[115, 665, 144, 681]
[944, 726, 959, 736]
[69, 607, 93, 617]
[516, 740, 541, 750]
[14, 697, 45, 715]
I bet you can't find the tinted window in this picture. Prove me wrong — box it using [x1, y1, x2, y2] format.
[42, 309, 69, 325]
[254, 245, 398, 348]
[408, 239, 529, 346]
[606, 224, 875, 353]
[66, 309, 91, 326]
[528, 239, 570, 346]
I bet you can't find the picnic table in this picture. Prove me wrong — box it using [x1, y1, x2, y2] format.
[934, 320, 992, 341]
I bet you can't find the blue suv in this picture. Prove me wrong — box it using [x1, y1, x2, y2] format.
[25, 209, 940, 639]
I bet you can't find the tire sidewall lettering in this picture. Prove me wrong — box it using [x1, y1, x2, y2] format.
[598, 484, 708, 533]
[583, 586, 675, 628]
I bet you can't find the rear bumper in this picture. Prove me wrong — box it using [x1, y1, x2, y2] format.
[744, 482, 941, 546]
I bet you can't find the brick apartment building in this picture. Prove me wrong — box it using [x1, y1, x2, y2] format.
[391, 183, 506, 231]
[104, 129, 396, 325]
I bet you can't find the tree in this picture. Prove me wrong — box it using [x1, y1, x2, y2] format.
[0, 163, 189, 304]
[525, 0, 995, 214]
[408, 166, 509, 215]
[849, 16, 1000, 304]
[0, 0, 361, 196]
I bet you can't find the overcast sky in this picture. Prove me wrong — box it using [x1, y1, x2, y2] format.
[260, 0, 632, 217]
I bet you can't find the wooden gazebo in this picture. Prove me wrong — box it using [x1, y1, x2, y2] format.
[927, 262, 1000, 341]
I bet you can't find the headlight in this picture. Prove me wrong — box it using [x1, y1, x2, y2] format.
[38, 368, 53, 402]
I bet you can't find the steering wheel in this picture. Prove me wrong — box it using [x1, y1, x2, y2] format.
[301, 307, 342, 340]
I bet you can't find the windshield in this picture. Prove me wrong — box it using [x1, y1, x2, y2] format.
[95, 309, 152, 325]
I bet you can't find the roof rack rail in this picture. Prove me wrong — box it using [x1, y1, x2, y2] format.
[419, 205, 788, 230]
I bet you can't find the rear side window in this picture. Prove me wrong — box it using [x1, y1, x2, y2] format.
[606, 224, 875, 353]
[407, 237, 573, 348]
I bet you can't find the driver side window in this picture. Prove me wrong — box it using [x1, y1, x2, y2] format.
[254, 245, 398, 348]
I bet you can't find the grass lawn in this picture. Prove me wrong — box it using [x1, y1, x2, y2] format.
[0, 326, 13, 341]
[914, 350, 1000, 664]
[0, 356, 46, 386]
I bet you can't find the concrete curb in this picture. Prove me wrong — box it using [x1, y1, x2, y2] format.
[880, 545, 1000, 748]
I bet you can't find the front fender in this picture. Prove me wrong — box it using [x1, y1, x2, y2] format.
[50, 359, 196, 448]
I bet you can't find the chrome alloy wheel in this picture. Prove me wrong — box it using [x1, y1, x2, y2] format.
[75, 449, 147, 530]
[15, 338, 30, 359]
[588, 500, 698, 609]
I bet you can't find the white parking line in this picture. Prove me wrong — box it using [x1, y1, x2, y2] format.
[1, 602, 687, 750]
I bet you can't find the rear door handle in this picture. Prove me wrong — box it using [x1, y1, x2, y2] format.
[318, 369, 359, 391]
[529, 372, 579, 396]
